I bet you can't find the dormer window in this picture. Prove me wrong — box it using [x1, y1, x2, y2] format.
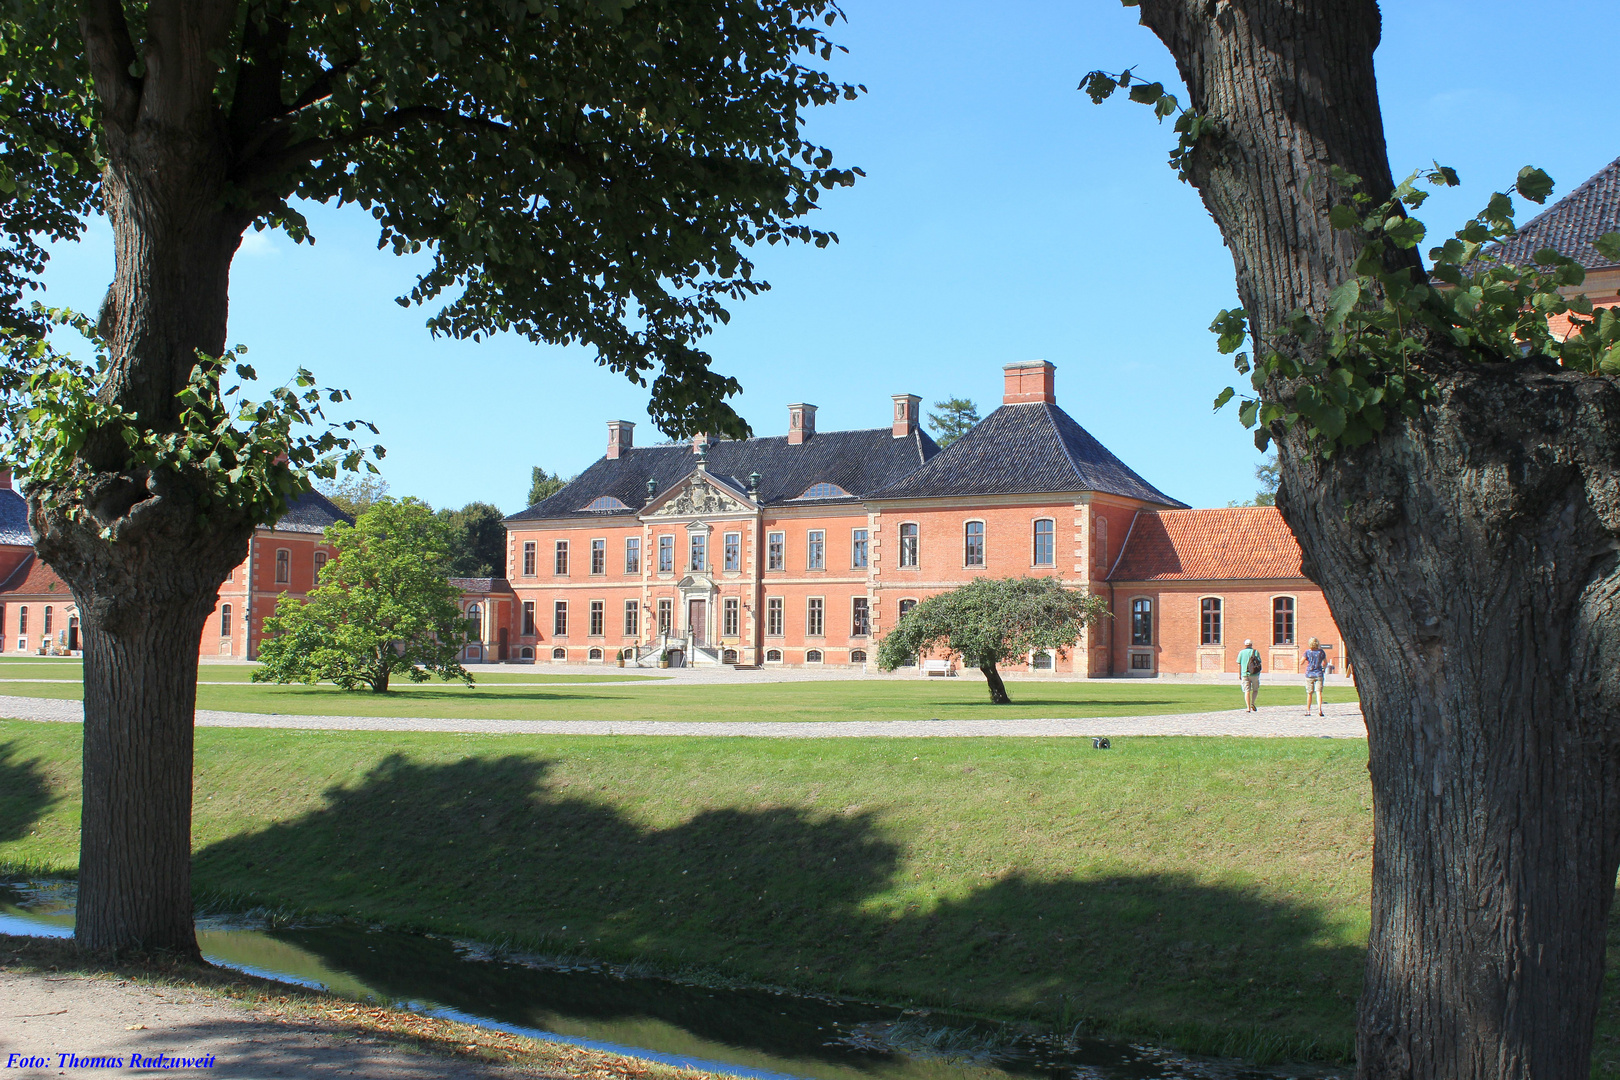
[582, 495, 630, 512]
[794, 482, 851, 500]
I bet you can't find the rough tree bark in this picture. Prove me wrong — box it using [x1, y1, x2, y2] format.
[32, 1, 261, 956]
[1134, 2, 1620, 1076]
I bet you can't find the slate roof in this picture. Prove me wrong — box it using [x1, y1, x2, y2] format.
[450, 577, 514, 594]
[0, 554, 70, 598]
[1107, 506, 1304, 581]
[1488, 155, 1620, 270]
[273, 489, 355, 534]
[0, 487, 29, 546]
[508, 428, 939, 523]
[869, 402, 1185, 507]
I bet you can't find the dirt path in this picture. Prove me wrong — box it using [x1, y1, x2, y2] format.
[0, 970, 525, 1078]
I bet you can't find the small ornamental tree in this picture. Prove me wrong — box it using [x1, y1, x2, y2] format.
[875, 577, 1109, 704]
[254, 499, 471, 693]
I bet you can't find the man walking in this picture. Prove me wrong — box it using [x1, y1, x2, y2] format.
[1302, 637, 1328, 716]
[1237, 638, 1261, 712]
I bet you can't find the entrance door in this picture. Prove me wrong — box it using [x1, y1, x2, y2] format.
[688, 599, 706, 646]
[498, 627, 509, 661]
[67, 618, 79, 652]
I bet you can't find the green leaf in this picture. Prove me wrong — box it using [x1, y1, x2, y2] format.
[1237, 399, 1259, 428]
[1325, 279, 1361, 329]
[1213, 387, 1235, 411]
[1328, 204, 1360, 231]
[1515, 166, 1555, 204]
[1595, 232, 1620, 264]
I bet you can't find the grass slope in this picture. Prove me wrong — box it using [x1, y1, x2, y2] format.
[1, 720, 1370, 1062]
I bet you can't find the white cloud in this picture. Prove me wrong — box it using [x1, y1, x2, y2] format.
[238, 230, 279, 257]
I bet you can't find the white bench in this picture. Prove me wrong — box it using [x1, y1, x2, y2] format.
[923, 658, 955, 677]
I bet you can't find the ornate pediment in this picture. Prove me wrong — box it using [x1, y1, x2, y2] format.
[646, 475, 750, 518]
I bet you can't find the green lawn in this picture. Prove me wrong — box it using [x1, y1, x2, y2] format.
[2, 719, 1369, 1061]
[0, 658, 662, 686]
[0, 668, 1359, 722]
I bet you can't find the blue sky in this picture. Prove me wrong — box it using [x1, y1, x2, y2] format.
[37, 1, 1620, 512]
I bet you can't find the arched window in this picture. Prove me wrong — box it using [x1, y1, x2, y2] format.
[963, 521, 985, 567]
[1032, 519, 1055, 566]
[899, 523, 919, 567]
[1201, 597, 1223, 645]
[520, 646, 534, 659]
[466, 603, 482, 641]
[722, 648, 739, 664]
[220, 604, 232, 637]
[795, 482, 851, 499]
[313, 551, 328, 579]
[1273, 596, 1296, 645]
[588, 647, 603, 661]
[806, 649, 823, 664]
[275, 548, 290, 584]
[1031, 650, 1053, 670]
[850, 649, 867, 664]
[765, 648, 783, 663]
[898, 598, 917, 620]
[552, 647, 567, 660]
[1130, 598, 1153, 646]
[43, 606, 52, 636]
[581, 495, 630, 512]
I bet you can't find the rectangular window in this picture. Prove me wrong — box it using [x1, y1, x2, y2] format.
[852, 597, 870, 637]
[275, 548, 290, 584]
[851, 529, 868, 568]
[523, 541, 537, 576]
[1131, 652, 1153, 670]
[590, 600, 605, 636]
[313, 552, 328, 580]
[723, 532, 741, 572]
[1130, 598, 1153, 646]
[523, 601, 536, 636]
[658, 535, 674, 573]
[690, 533, 707, 571]
[1201, 597, 1222, 645]
[1033, 519, 1054, 566]
[964, 521, 985, 567]
[657, 598, 673, 635]
[807, 530, 825, 570]
[723, 597, 740, 637]
[591, 539, 606, 575]
[766, 597, 784, 636]
[807, 597, 824, 637]
[17, 607, 26, 635]
[554, 540, 569, 576]
[554, 601, 568, 636]
[767, 531, 785, 571]
[43, 607, 52, 636]
[899, 523, 919, 567]
[625, 537, 641, 574]
[220, 604, 232, 637]
[1273, 597, 1296, 645]
[624, 600, 640, 636]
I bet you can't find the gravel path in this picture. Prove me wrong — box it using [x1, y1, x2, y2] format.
[0, 695, 1367, 738]
[0, 970, 522, 1079]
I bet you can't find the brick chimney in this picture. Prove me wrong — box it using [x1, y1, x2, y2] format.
[0, 468, 11, 490]
[787, 403, 817, 445]
[606, 420, 635, 459]
[891, 394, 921, 438]
[1003, 360, 1056, 405]
[691, 432, 717, 454]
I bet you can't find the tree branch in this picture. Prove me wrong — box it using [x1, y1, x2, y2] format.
[76, 0, 141, 129]
[227, 13, 292, 152]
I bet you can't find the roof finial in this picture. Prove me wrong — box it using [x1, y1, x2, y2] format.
[645, 477, 658, 504]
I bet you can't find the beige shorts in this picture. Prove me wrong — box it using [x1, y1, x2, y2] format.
[1241, 675, 1259, 692]
[1306, 676, 1324, 690]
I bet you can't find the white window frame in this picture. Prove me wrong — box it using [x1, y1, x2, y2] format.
[1129, 595, 1153, 647]
[806, 596, 825, 637]
[625, 536, 641, 574]
[766, 597, 784, 637]
[1032, 518, 1055, 567]
[722, 597, 740, 637]
[1272, 594, 1298, 646]
[589, 600, 605, 636]
[554, 600, 568, 636]
[554, 540, 569, 576]
[963, 520, 985, 568]
[723, 532, 741, 573]
[590, 538, 606, 575]
[522, 600, 536, 636]
[851, 528, 868, 568]
[766, 531, 785, 571]
[657, 534, 675, 574]
[275, 548, 291, 584]
[1200, 595, 1224, 646]
[523, 541, 537, 576]
[898, 522, 919, 568]
[806, 530, 825, 571]
[219, 603, 232, 638]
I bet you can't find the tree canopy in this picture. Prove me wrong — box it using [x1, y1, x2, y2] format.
[926, 397, 980, 448]
[528, 467, 567, 507]
[254, 498, 471, 692]
[318, 473, 391, 517]
[436, 500, 507, 578]
[876, 577, 1109, 703]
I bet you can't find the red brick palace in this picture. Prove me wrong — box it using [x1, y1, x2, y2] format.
[486, 361, 1348, 676]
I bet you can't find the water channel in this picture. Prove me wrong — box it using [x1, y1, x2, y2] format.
[1, 880, 1341, 1080]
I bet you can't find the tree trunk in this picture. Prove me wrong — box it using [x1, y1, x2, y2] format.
[1135, 1, 1620, 1074]
[32, 10, 257, 956]
[981, 664, 1011, 705]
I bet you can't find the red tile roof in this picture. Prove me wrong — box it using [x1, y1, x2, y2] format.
[1107, 506, 1305, 582]
[0, 554, 72, 598]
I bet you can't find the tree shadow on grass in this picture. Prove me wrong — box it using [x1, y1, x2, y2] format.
[201, 689, 627, 709]
[0, 740, 58, 843]
[193, 753, 1362, 1060]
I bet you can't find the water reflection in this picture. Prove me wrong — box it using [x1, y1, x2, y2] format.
[0, 880, 1340, 1080]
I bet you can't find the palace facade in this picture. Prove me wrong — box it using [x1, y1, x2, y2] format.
[496, 361, 1347, 675]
